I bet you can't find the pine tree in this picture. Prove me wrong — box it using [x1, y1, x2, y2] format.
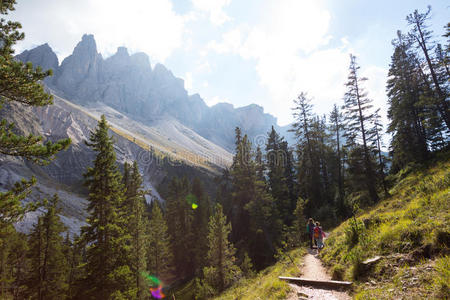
[191, 178, 211, 274]
[386, 31, 430, 171]
[81, 115, 133, 299]
[0, 224, 28, 299]
[230, 129, 254, 245]
[407, 6, 450, 130]
[165, 177, 194, 278]
[63, 234, 84, 300]
[265, 126, 291, 225]
[147, 203, 173, 281]
[0, 1, 70, 228]
[123, 161, 148, 300]
[27, 194, 68, 300]
[342, 54, 379, 204]
[329, 104, 346, 216]
[370, 109, 389, 196]
[203, 204, 240, 293]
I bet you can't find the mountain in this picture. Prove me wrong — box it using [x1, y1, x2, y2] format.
[17, 34, 294, 151]
[0, 95, 221, 236]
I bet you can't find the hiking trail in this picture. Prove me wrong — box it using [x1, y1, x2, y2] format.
[287, 248, 351, 300]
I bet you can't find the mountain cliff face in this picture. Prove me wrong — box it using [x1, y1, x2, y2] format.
[17, 34, 293, 151]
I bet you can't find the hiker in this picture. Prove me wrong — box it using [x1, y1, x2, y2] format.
[314, 221, 326, 252]
[306, 218, 315, 249]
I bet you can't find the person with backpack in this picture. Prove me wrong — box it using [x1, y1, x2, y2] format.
[306, 218, 315, 249]
[314, 221, 326, 252]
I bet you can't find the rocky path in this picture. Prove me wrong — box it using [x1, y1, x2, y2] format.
[287, 248, 351, 300]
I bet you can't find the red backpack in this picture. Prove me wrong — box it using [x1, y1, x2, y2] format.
[314, 226, 320, 238]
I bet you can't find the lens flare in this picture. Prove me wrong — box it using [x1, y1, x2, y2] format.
[186, 194, 198, 209]
[150, 284, 165, 299]
[141, 271, 160, 287]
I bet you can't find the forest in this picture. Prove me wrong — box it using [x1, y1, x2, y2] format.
[0, 1, 449, 299]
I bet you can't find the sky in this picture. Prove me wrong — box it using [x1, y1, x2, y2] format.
[8, 0, 449, 127]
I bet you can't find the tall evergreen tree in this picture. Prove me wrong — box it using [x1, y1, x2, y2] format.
[165, 177, 194, 278]
[386, 31, 430, 171]
[370, 109, 389, 196]
[329, 104, 346, 216]
[407, 6, 450, 130]
[27, 194, 68, 300]
[0, 224, 28, 299]
[147, 203, 173, 281]
[191, 178, 211, 274]
[0, 0, 70, 228]
[81, 115, 133, 299]
[203, 204, 240, 293]
[342, 54, 379, 204]
[265, 126, 291, 225]
[123, 161, 148, 300]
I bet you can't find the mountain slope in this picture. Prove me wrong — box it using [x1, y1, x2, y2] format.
[0, 94, 221, 236]
[17, 34, 295, 151]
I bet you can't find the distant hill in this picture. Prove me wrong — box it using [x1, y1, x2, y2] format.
[17, 34, 294, 151]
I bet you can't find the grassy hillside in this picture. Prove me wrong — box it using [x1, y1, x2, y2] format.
[321, 153, 450, 299]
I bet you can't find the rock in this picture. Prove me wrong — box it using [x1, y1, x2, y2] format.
[363, 256, 382, 265]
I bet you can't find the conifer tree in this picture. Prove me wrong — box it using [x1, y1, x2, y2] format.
[230, 129, 254, 245]
[123, 161, 148, 300]
[265, 126, 291, 224]
[81, 115, 133, 299]
[191, 178, 211, 274]
[27, 194, 68, 300]
[329, 104, 346, 216]
[0, 224, 28, 299]
[63, 234, 84, 300]
[165, 177, 194, 278]
[291, 93, 327, 214]
[370, 109, 389, 196]
[342, 54, 379, 204]
[386, 32, 430, 171]
[0, 0, 70, 228]
[147, 203, 173, 281]
[202, 204, 240, 293]
[407, 6, 450, 130]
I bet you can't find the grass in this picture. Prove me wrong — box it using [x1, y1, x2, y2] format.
[320, 154, 450, 299]
[213, 248, 305, 300]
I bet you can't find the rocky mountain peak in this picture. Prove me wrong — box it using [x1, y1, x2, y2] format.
[15, 43, 58, 76]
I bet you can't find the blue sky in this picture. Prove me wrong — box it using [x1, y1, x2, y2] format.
[10, 0, 449, 126]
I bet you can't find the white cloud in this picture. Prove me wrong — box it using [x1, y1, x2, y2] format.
[191, 0, 232, 26]
[10, 0, 186, 62]
[207, 0, 349, 125]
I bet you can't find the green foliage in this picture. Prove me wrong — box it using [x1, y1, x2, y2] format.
[147, 203, 173, 281]
[202, 204, 241, 293]
[81, 115, 133, 299]
[0, 224, 28, 299]
[26, 194, 68, 300]
[0, 0, 70, 228]
[123, 161, 149, 299]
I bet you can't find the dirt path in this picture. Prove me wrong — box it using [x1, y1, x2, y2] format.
[287, 248, 351, 300]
